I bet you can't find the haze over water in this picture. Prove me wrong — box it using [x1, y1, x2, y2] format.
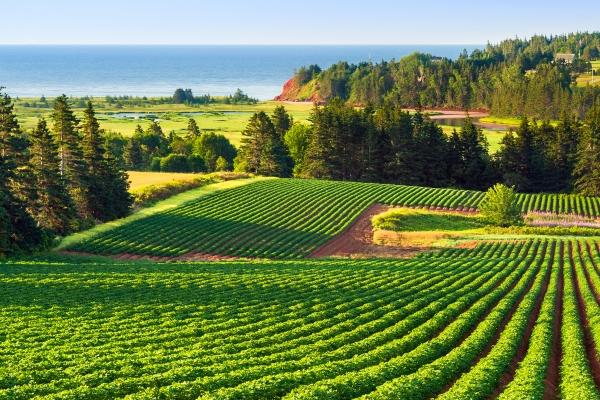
[0, 45, 480, 100]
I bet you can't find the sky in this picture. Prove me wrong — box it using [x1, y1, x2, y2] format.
[2, 0, 597, 45]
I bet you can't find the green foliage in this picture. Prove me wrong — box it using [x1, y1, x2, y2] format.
[480, 184, 524, 227]
[187, 154, 208, 173]
[149, 157, 161, 172]
[238, 111, 292, 177]
[574, 105, 600, 196]
[284, 122, 311, 176]
[192, 132, 236, 172]
[286, 32, 600, 119]
[160, 154, 190, 173]
[215, 156, 229, 171]
[372, 208, 483, 232]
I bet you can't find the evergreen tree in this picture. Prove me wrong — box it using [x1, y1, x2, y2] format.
[52, 94, 90, 221]
[0, 154, 45, 256]
[186, 118, 201, 139]
[81, 101, 132, 221]
[376, 103, 416, 184]
[124, 138, 144, 171]
[29, 119, 77, 235]
[302, 103, 337, 179]
[271, 105, 293, 140]
[360, 103, 383, 182]
[238, 111, 292, 177]
[0, 91, 37, 208]
[574, 105, 600, 196]
[448, 114, 495, 190]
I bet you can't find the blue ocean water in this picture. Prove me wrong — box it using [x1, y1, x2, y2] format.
[0, 45, 481, 100]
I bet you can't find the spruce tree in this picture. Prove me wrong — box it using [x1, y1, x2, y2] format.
[124, 138, 144, 171]
[29, 119, 77, 236]
[271, 105, 293, 140]
[0, 153, 45, 255]
[0, 91, 37, 208]
[81, 101, 132, 221]
[52, 94, 90, 222]
[301, 103, 336, 179]
[574, 106, 600, 196]
[186, 118, 201, 139]
[238, 111, 292, 176]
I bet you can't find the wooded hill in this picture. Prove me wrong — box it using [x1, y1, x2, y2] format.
[277, 32, 600, 119]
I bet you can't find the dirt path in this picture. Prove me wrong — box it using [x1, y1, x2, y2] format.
[308, 204, 441, 259]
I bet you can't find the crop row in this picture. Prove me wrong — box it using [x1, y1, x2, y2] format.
[8, 239, 600, 398]
[68, 179, 600, 259]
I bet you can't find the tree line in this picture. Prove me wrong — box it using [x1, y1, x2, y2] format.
[284, 32, 600, 119]
[0, 90, 132, 256]
[235, 101, 600, 197]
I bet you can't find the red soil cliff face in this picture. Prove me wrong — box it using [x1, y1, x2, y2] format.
[274, 77, 321, 102]
[273, 77, 296, 101]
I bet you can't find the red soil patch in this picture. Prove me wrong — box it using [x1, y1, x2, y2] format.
[308, 204, 479, 259]
[492, 241, 556, 397]
[543, 242, 563, 399]
[436, 242, 541, 395]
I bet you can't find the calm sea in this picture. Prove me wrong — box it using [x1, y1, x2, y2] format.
[0, 45, 481, 100]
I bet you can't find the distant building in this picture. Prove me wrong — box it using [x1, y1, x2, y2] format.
[431, 56, 443, 62]
[555, 53, 575, 64]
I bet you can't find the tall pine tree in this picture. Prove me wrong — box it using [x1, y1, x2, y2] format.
[81, 101, 132, 222]
[0, 91, 37, 208]
[52, 94, 90, 222]
[29, 119, 77, 236]
[574, 105, 600, 196]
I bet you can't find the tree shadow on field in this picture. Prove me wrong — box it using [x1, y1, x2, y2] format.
[69, 213, 333, 258]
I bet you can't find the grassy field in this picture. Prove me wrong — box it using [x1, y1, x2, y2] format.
[13, 98, 314, 147]
[575, 60, 600, 86]
[13, 96, 509, 150]
[127, 171, 206, 190]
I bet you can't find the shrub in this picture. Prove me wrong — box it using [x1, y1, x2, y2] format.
[150, 157, 161, 172]
[479, 184, 523, 227]
[160, 154, 191, 173]
[215, 156, 230, 171]
[188, 155, 208, 173]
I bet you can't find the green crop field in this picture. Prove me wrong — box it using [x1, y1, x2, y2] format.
[2, 238, 600, 398]
[63, 178, 600, 259]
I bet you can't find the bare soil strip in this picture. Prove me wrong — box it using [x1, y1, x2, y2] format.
[438, 242, 541, 395]
[491, 242, 556, 398]
[569, 242, 600, 390]
[308, 203, 477, 259]
[544, 242, 563, 400]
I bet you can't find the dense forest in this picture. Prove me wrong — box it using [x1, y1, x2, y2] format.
[235, 101, 600, 199]
[0, 90, 132, 256]
[279, 32, 600, 119]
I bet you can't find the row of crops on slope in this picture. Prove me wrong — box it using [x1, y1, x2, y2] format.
[66, 179, 600, 259]
[4, 239, 600, 398]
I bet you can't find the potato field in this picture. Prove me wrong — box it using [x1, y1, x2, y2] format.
[65, 179, 600, 259]
[2, 239, 600, 398]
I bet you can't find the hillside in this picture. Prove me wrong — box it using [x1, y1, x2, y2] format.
[62, 178, 600, 260]
[276, 32, 600, 119]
